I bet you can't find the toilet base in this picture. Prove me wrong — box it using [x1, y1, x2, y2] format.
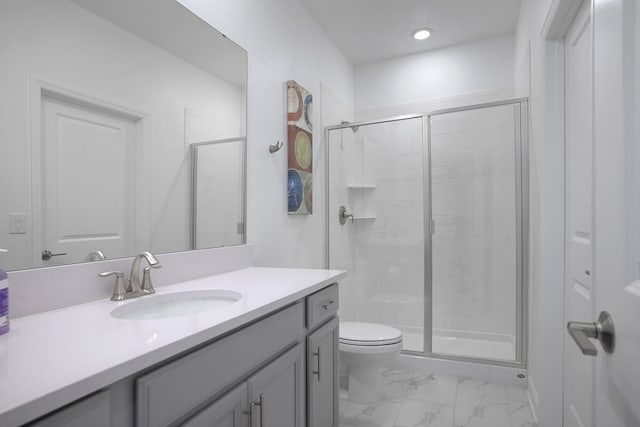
[347, 362, 383, 404]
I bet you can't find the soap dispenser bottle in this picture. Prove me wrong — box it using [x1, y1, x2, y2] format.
[0, 249, 8, 335]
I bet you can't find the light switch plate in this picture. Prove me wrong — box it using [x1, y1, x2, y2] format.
[9, 213, 27, 234]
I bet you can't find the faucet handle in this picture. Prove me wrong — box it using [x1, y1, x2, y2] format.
[141, 264, 162, 294]
[98, 271, 127, 301]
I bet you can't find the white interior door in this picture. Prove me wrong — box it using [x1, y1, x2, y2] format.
[563, 2, 593, 426]
[564, 0, 640, 425]
[40, 95, 136, 266]
[591, 0, 640, 424]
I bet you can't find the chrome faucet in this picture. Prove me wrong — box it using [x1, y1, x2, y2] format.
[129, 251, 160, 294]
[84, 250, 106, 262]
[99, 251, 162, 301]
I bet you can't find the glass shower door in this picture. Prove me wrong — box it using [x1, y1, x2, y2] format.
[327, 117, 426, 353]
[428, 103, 523, 362]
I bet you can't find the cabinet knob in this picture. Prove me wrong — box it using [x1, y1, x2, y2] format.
[322, 300, 336, 310]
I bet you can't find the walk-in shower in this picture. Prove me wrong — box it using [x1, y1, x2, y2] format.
[326, 99, 528, 366]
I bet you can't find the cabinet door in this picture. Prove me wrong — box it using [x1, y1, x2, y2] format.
[182, 383, 248, 427]
[247, 343, 305, 427]
[307, 317, 339, 427]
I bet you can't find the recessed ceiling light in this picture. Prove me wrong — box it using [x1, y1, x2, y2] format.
[412, 28, 431, 40]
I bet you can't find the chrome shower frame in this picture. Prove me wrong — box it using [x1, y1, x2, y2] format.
[325, 99, 529, 369]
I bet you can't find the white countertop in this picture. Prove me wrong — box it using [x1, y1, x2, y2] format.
[0, 266, 345, 427]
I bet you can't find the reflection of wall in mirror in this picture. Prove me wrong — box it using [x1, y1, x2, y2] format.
[0, 0, 245, 270]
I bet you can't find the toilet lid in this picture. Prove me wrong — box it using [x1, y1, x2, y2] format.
[339, 322, 402, 346]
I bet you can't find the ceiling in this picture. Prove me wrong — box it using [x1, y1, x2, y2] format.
[298, 0, 523, 65]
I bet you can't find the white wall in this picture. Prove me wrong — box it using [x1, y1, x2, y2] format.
[355, 34, 515, 119]
[514, 0, 565, 424]
[178, 0, 355, 269]
[0, 0, 244, 270]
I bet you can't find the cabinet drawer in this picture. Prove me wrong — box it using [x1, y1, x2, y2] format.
[306, 283, 338, 330]
[27, 390, 110, 427]
[136, 302, 304, 427]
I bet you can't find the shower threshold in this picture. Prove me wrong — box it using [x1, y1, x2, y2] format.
[401, 328, 516, 362]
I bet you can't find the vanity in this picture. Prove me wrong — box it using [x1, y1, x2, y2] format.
[0, 247, 345, 427]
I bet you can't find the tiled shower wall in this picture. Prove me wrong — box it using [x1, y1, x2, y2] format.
[355, 119, 425, 334]
[430, 105, 517, 339]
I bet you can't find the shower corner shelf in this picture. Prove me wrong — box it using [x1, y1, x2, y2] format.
[346, 184, 376, 190]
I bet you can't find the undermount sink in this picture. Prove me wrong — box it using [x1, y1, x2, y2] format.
[111, 289, 242, 320]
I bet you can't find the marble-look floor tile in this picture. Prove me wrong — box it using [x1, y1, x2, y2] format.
[509, 401, 536, 427]
[394, 401, 455, 427]
[406, 374, 458, 405]
[453, 402, 512, 427]
[454, 379, 510, 427]
[350, 400, 404, 427]
[341, 401, 371, 423]
[338, 369, 537, 427]
[506, 385, 529, 403]
[382, 368, 414, 401]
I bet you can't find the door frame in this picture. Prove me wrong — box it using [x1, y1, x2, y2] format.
[28, 77, 150, 266]
[540, 0, 591, 424]
[562, 0, 595, 425]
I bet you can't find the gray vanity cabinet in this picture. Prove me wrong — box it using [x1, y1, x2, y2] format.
[181, 384, 248, 427]
[26, 390, 111, 427]
[306, 284, 339, 427]
[246, 343, 305, 427]
[307, 317, 339, 427]
[183, 342, 305, 427]
[135, 303, 305, 427]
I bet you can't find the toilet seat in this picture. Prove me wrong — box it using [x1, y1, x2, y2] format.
[339, 322, 402, 346]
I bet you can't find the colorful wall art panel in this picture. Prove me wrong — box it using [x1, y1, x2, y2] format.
[287, 80, 313, 214]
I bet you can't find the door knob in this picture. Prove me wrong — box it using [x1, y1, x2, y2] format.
[42, 249, 68, 261]
[567, 311, 615, 356]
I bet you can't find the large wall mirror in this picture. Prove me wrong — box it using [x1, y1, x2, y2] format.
[0, 0, 247, 271]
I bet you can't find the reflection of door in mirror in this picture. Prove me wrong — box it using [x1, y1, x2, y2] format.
[191, 139, 245, 250]
[39, 95, 136, 266]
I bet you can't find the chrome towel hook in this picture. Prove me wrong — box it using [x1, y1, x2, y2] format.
[269, 140, 284, 153]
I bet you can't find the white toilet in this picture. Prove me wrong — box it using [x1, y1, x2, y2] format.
[339, 322, 403, 403]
